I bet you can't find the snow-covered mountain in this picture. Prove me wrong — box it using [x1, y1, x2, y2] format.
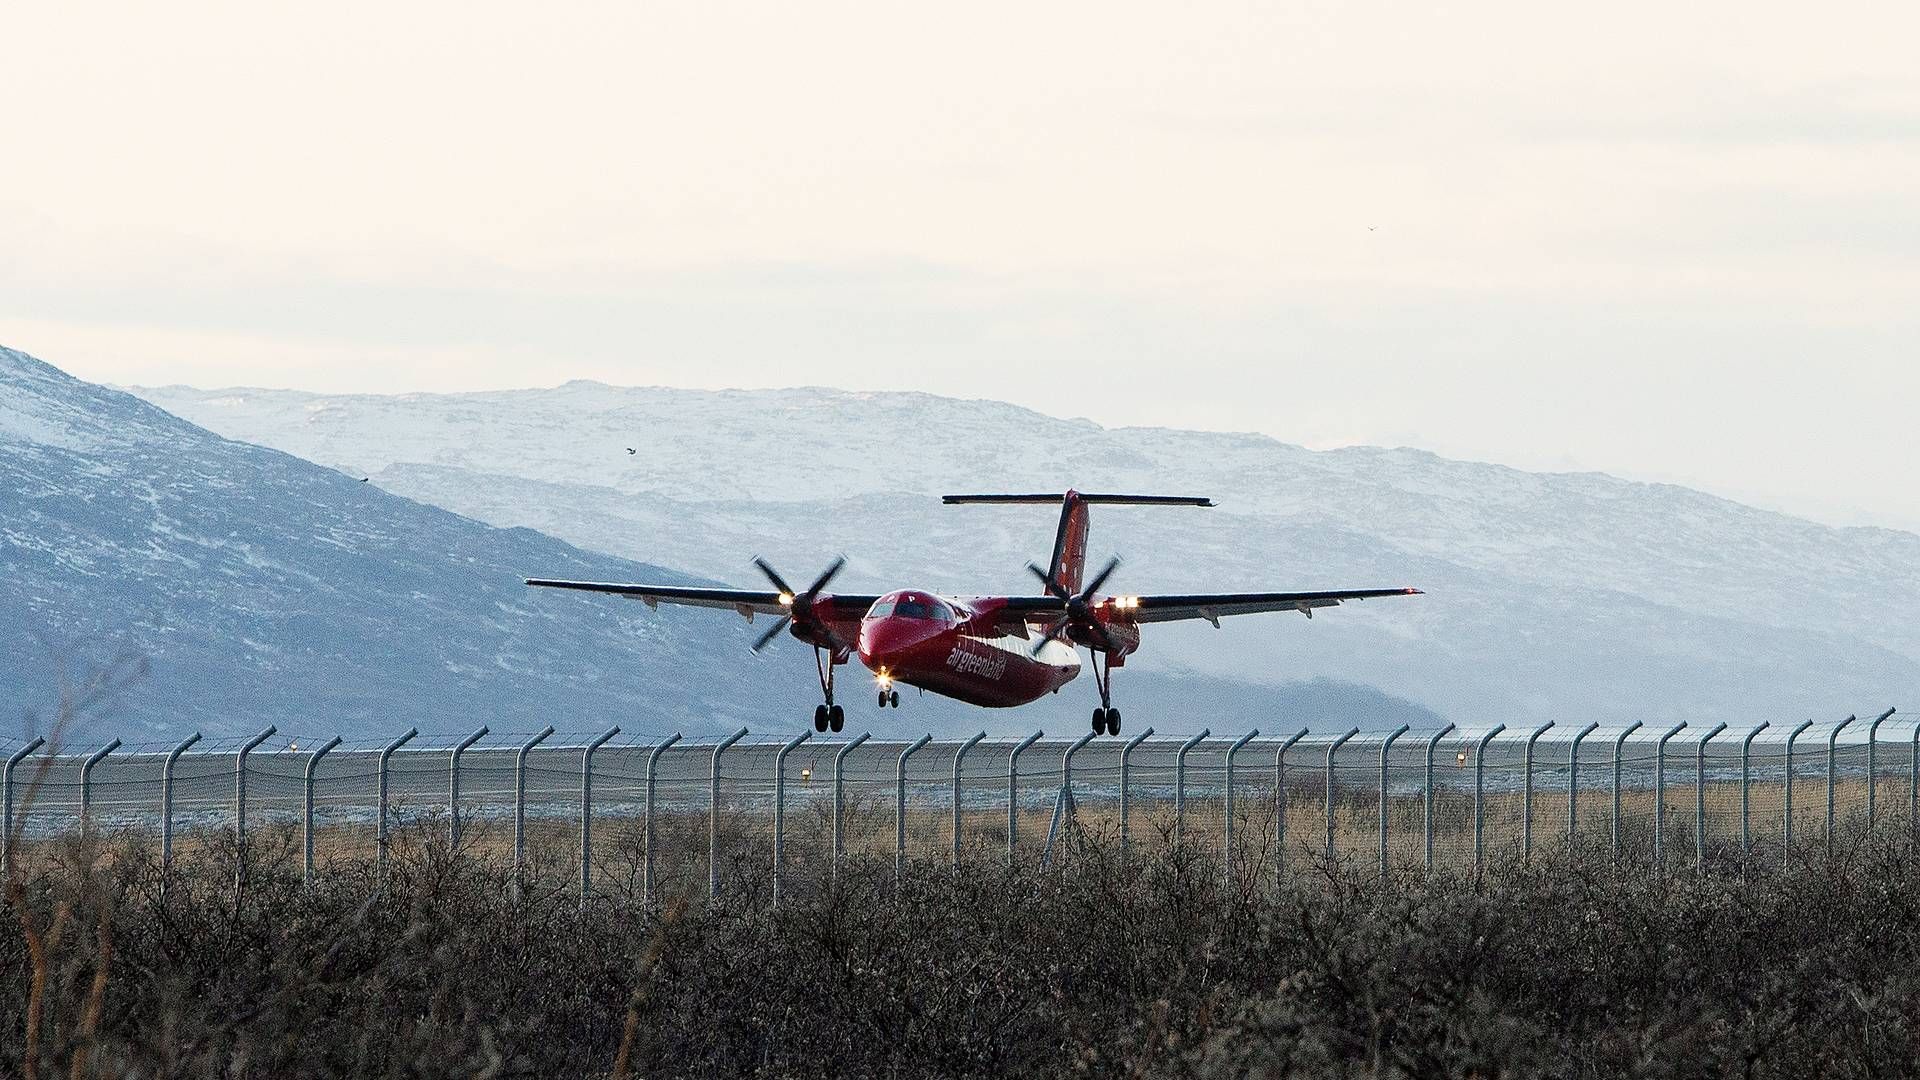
[0, 348, 784, 740]
[130, 380, 1920, 729]
[5, 348, 1427, 740]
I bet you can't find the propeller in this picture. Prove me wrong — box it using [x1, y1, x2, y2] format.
[1027, 555, 1122, 656]
[749, 555, 849, 654]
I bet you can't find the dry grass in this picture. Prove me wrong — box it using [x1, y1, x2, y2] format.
[3, 807, 1920, 1077]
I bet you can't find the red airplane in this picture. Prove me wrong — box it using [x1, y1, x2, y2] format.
[526, 491, 1420, 735]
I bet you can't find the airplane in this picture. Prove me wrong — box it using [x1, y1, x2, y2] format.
[525, 491, 1421, 735]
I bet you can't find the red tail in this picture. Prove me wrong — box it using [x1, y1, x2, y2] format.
[1049, 490, 1090, 595]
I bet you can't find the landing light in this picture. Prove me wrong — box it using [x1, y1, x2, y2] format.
[876, 669, 893, 689]
[777, 592, 794, 606]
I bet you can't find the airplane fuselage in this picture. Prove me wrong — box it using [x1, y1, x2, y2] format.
[838, 589, 1137, 708]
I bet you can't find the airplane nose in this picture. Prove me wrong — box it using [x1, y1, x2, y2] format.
[858, 616, 943, 670]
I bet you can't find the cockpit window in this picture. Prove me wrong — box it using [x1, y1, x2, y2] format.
[867, 596, 952, 622]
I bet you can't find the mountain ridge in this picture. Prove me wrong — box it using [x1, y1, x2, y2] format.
[6, 347, 1438, 738]
[127, 378, 1919, 728]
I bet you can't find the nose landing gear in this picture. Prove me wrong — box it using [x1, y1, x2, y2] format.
[876, 689, 901, 708]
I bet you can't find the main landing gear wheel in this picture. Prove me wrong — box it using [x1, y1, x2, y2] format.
[814, 704, 829, 732]
[1088, 648, 1121, 736]
[828, 704, 845, 732]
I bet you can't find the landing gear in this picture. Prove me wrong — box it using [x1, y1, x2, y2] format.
[812, 645, 847, 732]
[877, 688, 902, 709]
[1089, 649, 1121, 736]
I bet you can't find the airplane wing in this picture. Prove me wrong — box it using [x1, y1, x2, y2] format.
[524, 579, 881, 619]
[1127, 588, 1421, 626]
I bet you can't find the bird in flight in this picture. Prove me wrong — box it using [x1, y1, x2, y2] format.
[1367, 225, 1377, 232]
[626, 448, 636, 455]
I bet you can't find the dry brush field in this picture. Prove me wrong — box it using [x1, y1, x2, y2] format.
[4, 814, 1920, 1078]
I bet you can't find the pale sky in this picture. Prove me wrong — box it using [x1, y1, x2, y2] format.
[4, 1, 1918, 530]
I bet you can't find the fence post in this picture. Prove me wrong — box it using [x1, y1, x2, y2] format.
[579, 726, 619, 903]
[951, 731, 986, 870]
[1520, 722, 1552, 860]
[1866, 707, 1896, 826]
[1739, 722, 1769, 856]
[1691, 722, 1727, 872]
[1378, 725, 1410, 879]
[1783, 718, 1814, 865]
[643, 732, 681, 909]
[1275, 729, 1308, 878]
[1472, 725, 1507, 876]
[79, 739, 120, 839]
[895, 733, 932, 888]
[1174, 729, 1210, 851]
[1825, 714, 1856, 856]
[2, 737, 46, 880]
[160, 732, 202, 878]
[1567, 721, 1598, 851]
[233, 726, 274, 892]
[448, 726, 489, 847]
[832, 732, 870, 883]
[1611, 721, 1643, 857]
[1119, 727, 1154, 865]
[1043, 731, 1098, 870]
[302, 735, 343, 886]
[771, 730, 812, 908]
[1325, 728, 1360, 863]
[1653, 723, 1687, 872]
[708, 727, 748, 903]
[375, 728, 418, 881]
[1912, 718, 1919, 837]
[1422, 723, 1456, 873]
[1222, 729, 1258, 884]
[512, 726, 555, 903]
[1007, 731, 1044, 866]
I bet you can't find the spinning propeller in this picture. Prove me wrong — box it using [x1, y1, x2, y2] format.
[1027, 555, 1122, 657]
[749, 555, 848, 654]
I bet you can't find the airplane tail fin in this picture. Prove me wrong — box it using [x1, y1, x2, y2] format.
[942, 491, 1213, 595]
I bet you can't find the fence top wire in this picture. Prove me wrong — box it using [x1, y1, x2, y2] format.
[2, 712, 1905, 765]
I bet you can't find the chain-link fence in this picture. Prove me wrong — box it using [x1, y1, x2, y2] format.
[2, 709, 1906, 903]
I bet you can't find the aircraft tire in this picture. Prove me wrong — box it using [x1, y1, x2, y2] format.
[889, 690, 900, 708]
[1092, 708, 1107, 735]
[829, 704, 845, 732]
[814, 704, 829, 732]
[1107, 708, 1122, 736]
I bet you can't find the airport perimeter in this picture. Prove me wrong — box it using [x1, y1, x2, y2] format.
[2, 708, 1906, 905]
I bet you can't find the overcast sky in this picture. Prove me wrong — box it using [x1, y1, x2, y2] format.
[4, 1, 1917, 529]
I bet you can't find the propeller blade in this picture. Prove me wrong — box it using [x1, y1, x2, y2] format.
[750, 614, 792, 654]
[1079, 556, 1122, 601]
[752, 557, 796, 600]
[805, 555, 847, 598]
[1085, 616, 1115, 653]
[1030, 617, 1070, 657]
[1027, 562, 1071, 600]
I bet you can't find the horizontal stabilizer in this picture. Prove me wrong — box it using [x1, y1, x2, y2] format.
[943, 493, 1214, 507]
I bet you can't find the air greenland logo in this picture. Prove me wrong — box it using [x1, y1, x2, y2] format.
[945, 644, 1007, 681]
